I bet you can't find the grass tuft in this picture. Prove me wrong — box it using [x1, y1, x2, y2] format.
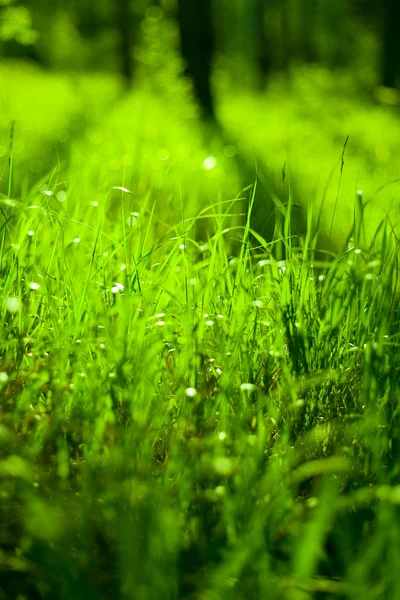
[1, 63, 400, 599]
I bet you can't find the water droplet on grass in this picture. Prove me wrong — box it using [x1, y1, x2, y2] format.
[213, 457, 233, 476]
[157, 148, 170, 161]
[240, 383, 255, 392]
[57, 191, 67, 203]
[112, 186, 134, 195]
[5, 297, 21, 312]
[252, 300, 263, 308]
[269, 349, 281, 357]
[203, 156, 217, 170]
[127, 214, 137, 227]
[306, 497, 319, 509]
[367, 260, 381, 269]
[185, 387, 197, 398]
[215, 485, 226, 497]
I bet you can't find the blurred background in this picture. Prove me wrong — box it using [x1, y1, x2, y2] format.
[1, 0, 400, 246]
[0, 0, 396, 98]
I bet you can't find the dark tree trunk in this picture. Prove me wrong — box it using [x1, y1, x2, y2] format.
[299, 0, 317, 62]
[116, 0, 133, 85]
[253, 0, 270, 86]
[280, 0, 290, 74]
[382, 0, 400, 88]
[177, 0, 216, 120]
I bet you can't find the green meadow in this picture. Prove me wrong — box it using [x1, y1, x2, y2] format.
[1, 61, 400, 599]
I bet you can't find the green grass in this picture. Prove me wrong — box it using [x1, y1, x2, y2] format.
[2, 63, 400, 599]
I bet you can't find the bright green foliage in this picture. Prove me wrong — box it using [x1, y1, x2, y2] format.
[1, 64, 400, 599]
[0, 0, 36, 45]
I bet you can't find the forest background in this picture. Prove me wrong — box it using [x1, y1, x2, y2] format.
[2, 0, 400, 247]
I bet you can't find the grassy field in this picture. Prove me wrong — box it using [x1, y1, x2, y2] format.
[1, 63, 400, 599]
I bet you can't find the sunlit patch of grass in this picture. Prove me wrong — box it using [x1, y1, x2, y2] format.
[4, 62, 400, 254]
